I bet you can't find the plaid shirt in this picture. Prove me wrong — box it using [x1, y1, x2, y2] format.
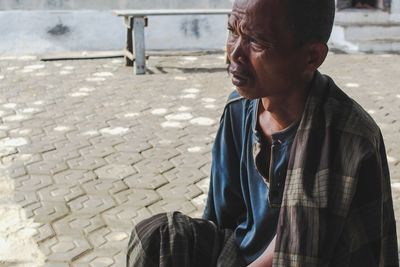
[273, 72, 398, 266]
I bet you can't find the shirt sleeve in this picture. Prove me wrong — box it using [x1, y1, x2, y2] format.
[202, 96, 246, 230]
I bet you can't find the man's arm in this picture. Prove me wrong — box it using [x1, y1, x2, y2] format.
[247, 235, 276, 267]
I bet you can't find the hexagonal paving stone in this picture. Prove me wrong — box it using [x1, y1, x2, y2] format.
[78, 145, 116, 158]
[55, 139, 91, 152]
[191, 193, 208, 210]
[141, 147, 180, 161]
[123, 173, 168, 190]
[169, 154, 209, 169]
[104, 152, 143, 165]
[27, 160, 68, 175]
[101, 205, 151, 229]
[28, 201, 69, 223]
[82, 179, 127, 195]
[68, 195, 115, 215]
[53, 169, 96, 185]
[40, 235, 91, 262]
[14, 174, 52, 192]
[67, 156, 107, 170]
[38, 184, 85, 202]
[13, 190, 38, 207]
[88, 136, 125, 147]
[113, 189, 160, 207]
[133, 158, 174, 175]
[87, 227, 130, 250]
[195, 178, 210, 194]
[147, 199, 197, 215]
[114, 140, 152, 153]
[95, 164, 136, 180]
[72, 249, 125, 267]
[1, 163, 27, 179]
[34, 223, 56, 243]
[156, 183, 202, 200]
[163, 167, 207, 184]
[53, 214, 105, 236]
[42, 149, 80, 161]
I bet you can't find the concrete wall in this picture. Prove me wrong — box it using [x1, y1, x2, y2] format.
[0, 11, 230, 54]
[0, 0, 233, 10]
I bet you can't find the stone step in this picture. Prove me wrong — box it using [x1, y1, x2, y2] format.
[344, 25, 400, 42]
[357, 39, 400, 52]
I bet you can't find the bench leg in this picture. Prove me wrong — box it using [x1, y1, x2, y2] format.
[126, 28, 133, 66]
[133, 17, 146, 75]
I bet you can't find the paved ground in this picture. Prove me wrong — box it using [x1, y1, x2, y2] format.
[0, 52, 399, 266]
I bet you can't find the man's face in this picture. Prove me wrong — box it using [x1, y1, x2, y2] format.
[227, 0, 308, 99]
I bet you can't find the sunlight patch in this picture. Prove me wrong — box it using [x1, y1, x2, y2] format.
[54, 126, 71, 132]
[161, 121, 184, 128]
[86, 77, 106, 82]
[201, 98, 216, 103]
[204, 104, 217, 109]
[178, 106, 191, 112]
[188, 146, 204, 153]
[174, 76, 187, 81]
[93, 72, 113, 77]
[79, 87, 95, 92]
[387, 155, 397, 163]
[3, 115, 29, 122]
[100, 127, 129, 135]
[70, 92, 89, 97]
[367, 110, 375, 114]
[124, 112, 139, 118]
[190, 117, 216, 126]
[165, 113, 193, 121]
[182, 88, 200, 94]
[180, 94, 197, 99]
[345, 83, 359, 88]
[183, 56, 198, 61]
[151, 108, 168, 115]
[0, 137, 28, 147]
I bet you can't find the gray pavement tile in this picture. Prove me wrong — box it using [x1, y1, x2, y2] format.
[87, 227, 130, 250]
[29, 201, 69, 223]
[68, 195, 116, 215]
[53, 214, 106, 236]
[14, 174, 52, 192]
[195, 178, 211, 194]
[38, 184, 85, 202]
[71, 249, 125, 267]
[101, 205, 151, 229]
[113, 188, 161, 207]
[82, 179, 128, 195]
[133, 158, 175, 175]
[95, 164, 137, 180]
[13, 190, 39, 207]
[67, 156, 107, 171]
[40, 235, 91, 262]
[123, 173, 168, 190]
[163, 167, 207, 184]
[1, 163, 27, 179]
[27, 160, 69, 175]
[156, 183, 203, 200]
[104, 152, 143, 165]
[53, 169, 97, 185]
[147, 199, 197, 215]
[34, 223, 56, 243]
[78, 145, 116, 158]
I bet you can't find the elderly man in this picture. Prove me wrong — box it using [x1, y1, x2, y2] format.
[127, 0, 398, 266]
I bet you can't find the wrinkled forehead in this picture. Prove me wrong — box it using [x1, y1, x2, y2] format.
[231, 0, 286, 35]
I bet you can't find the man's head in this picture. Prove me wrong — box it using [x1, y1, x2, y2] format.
[227, 0, 335, 99]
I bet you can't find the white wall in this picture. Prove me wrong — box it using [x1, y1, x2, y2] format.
[0, 11, 229, 54]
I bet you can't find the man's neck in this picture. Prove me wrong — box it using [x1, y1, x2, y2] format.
[258, 78, 312, 139]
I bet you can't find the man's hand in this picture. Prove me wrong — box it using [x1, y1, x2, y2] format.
[247, 235, 276, 267]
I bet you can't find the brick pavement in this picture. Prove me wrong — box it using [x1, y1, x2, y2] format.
[0, 52, 399, 266]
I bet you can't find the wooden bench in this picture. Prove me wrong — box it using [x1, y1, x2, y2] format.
[113, 9, 231, 74]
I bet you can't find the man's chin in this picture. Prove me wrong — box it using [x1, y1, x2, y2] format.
[235, 86, 259, 100]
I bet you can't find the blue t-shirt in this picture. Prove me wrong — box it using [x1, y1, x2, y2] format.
[203, 90, 298, 264]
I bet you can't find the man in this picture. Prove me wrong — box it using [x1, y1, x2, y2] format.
[127, 0, 399, 266]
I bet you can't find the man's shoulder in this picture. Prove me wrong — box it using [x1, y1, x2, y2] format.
[226, 89, 245, 105]
[323, 75, 381, 145]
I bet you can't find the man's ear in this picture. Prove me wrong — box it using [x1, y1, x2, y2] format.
[305, 43, 328, 72]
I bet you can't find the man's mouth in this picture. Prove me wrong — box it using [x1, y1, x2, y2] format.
[229, 67, 251, 87]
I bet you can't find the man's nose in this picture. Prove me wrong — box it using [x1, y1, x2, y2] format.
[229, 37, 246, 64]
